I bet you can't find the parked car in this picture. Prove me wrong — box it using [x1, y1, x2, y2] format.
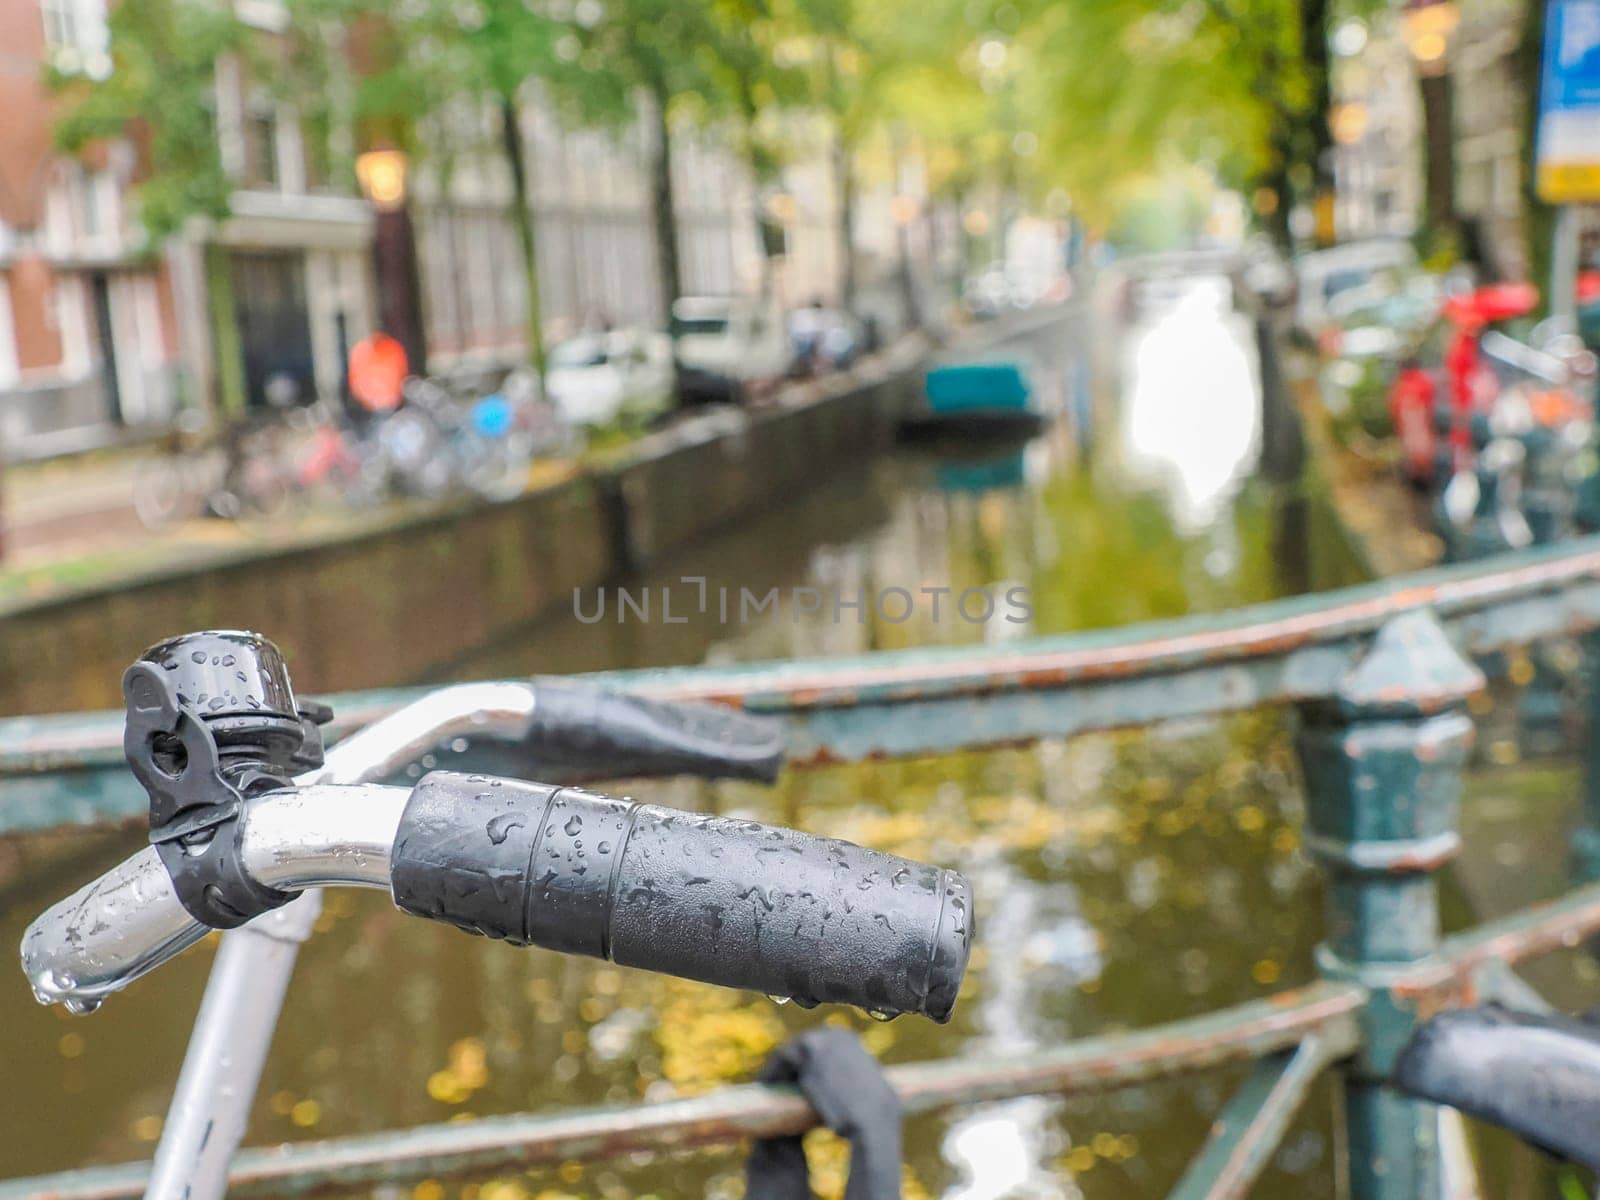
[1318, 276, 1443, 362]
[546, 329, 673, 427]
[1295, 239, 1417, 332]
[669, 296, 791, 401]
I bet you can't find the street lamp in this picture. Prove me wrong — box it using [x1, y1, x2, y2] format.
[355, 147, 427, 379]
[1402, 0, 1459, 77]
[1402, 0, 1461, 246]
[354, 149, 409, 212]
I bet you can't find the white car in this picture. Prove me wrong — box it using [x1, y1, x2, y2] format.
[669, 296, 791, 389]
[1295, 239, 1417, 331]
[545, 329, 673, 427]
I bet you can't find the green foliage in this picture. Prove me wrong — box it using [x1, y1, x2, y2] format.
[50, 0, 246, 246]
[1002, 0, 1312, 228]
[70, 0, 1363, 255]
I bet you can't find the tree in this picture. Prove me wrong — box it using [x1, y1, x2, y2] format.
[1003, 0, 1325, 248]
[700, 0, 806, 299]
[788, 0, 916, 311]
[568, 0, 725, 324]
[50, 0, 247, 246]
[287, 0, 587, 385]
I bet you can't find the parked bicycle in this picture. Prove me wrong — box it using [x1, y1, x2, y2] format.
[20, 631, 972, 1199]
[131, 408, 295, 531]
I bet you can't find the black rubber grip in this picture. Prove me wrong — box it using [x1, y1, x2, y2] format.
[521, 679, 785, 783]
[1393, 1004, 1600, 1168]
[390, 771, 973, 1021]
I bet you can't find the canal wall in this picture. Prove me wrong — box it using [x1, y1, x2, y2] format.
[0, 331, 968, 715]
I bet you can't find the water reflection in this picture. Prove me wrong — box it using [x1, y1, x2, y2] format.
[2, 294, 1380, 1197]
[1120, 277, 1262, 535]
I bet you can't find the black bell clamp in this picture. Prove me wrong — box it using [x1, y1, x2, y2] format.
[124, 630, 332, 929]
[90, 630, 974, 1021]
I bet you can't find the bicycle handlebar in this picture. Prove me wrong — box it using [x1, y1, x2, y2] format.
[393, 772, 970, 1020]
[313, 679, 784, 787]
[515, 678, 785, 784]
[22, 774, 972, 1021]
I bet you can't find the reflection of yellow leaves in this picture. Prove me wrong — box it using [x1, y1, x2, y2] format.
[130, 1114, 162, 1142]
[290, 1099, 321, 1128]
[1251, 959, 1281, 986]
[794, 1130, 931, 1199]
[451, 1038, 489, 1088]
[656, 983, 785, 1094]
[1060, 1129, 1139, 1176]
[411, 1181, 444, 1200]
[1233, 805, 1265, 834]
[428, 1037, 490, 1105]
[861, 1021, 897, 1055]
[804, 1128, 849, 1199]
[427, 1071, 469, 1104]
[1063, 1145, 1096, 1172]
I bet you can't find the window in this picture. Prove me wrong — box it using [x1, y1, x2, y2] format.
[40, 0, 78, 51]
[244, 105, 280, 190]
[41, 0, 109, 76]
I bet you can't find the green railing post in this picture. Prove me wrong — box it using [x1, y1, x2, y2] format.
[1295, 610, 1483, 1199]
[1576, 627, 1600, 882]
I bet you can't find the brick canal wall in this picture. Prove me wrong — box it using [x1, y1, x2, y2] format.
[0, 342, 924, 715]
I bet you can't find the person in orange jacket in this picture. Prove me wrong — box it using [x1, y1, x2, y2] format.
[347, 329, 408, 417]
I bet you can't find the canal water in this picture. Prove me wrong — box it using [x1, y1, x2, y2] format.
[0, 280, 1582, 1197]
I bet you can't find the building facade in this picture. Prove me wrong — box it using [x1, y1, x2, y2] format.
[0, 0, 921, 460]
[0, 0, 188, 457]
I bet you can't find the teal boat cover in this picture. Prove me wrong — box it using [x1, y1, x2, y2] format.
[924, 363, 1033, 414]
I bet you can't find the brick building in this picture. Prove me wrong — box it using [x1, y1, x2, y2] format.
[0, 0, 188, 456]
[0, 0, 914, 461]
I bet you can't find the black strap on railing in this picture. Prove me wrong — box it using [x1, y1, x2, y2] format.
[745, 1028, 903, 1200]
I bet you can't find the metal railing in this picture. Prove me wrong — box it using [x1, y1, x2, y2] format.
[7, 534, 1600, 1198]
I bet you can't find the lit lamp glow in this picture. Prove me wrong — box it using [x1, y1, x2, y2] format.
[1402, 0, 1459, 76]
[355, 149, 409, 211]
[1330, 101, 1371, 145]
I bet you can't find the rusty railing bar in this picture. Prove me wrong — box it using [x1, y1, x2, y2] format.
[1392, 880, 1600, 1001]
[1471, 959, 1555, 1014]
[0, 982, 1364, 1200]
[6, 535, 1600, 772]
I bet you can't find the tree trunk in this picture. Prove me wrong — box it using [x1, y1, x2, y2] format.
[1419, 68, 1459, 248]
[648, 83, 683, 321]
[833, 127, 857, 312]
[896, 218, 922, 332]
[499, 97, 546, 385]
[1259, 118, 1295, 253]
[892, 134, 923, 332]
[205, 243, 247, 417]
[1518, 0, 1553, 299]
[1301, 0, 1336, 246]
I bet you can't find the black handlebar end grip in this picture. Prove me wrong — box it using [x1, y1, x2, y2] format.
[522, 679, 786, 783]
[390, 771, 974, 1021]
